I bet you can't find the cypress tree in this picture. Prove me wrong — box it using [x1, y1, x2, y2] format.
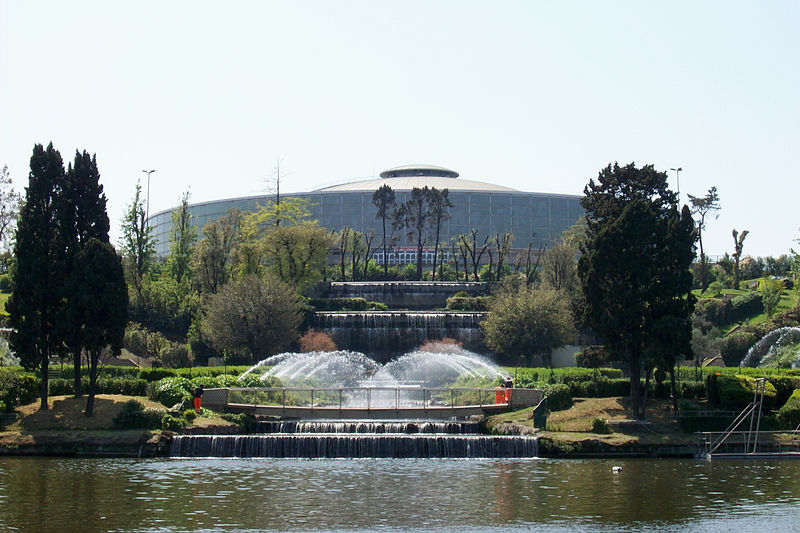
[7, 143, 66, 410]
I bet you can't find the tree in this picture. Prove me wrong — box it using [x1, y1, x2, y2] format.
[0, 164, 22, 270]
[166, 191, 196, 284]
[578, 163, 696, 419]
[688, 187, 721, 292]
[119, 182, 156, 296]
[59, 150, 112, 397]
[200, 273, 303, 362]
[193, 209, 242, 294]
[394, 187, 431, 280]
[457, 229, 490, 281]
[67, 239, 127, 416]
[372, 184, 396, 276]
[482, 285, 576, 366]
[732, 228, 749, 290]
[761, 278, 783, 319]
[541, 241, 578, 291]
[426, 188, 452, 281]
[7, 143, 67, 410]
[263, 223, 334, 288]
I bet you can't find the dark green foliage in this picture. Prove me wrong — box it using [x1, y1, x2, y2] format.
[49, 377, 148, 397]
[183, 408, 197, 422]
[706, 374, 777, 411]
[575, 346, 611, 368]
[221, 412, 257, 433]
[776, 389, 800, 430]
[766, 377, 800, 407]
[138, 368, 179, 382]
[568, 378, 630, 398]
[309, 297, 369, 311]
[719, 331, 758, 366]
[149, 377, 193, 407]
[445, 296, 491, 311]
[112, 399, 163, 429]
[161, 413, 187, 431]
[591, 417, 612, 434]
[578, 163, 695, 418]
[8, 143, 67, 409]
[695, 293, 763, 329]
[542, 383, 572, 411]
[368, 301, 388, 311]
[0, 368, 38, 409]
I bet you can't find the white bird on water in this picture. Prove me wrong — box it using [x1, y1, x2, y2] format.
[612, 466, 622, 473]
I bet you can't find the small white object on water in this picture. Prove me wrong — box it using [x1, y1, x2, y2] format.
[612, 466, 622, 473]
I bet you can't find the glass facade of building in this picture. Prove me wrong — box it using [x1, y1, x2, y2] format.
[149, 167, 584, 260]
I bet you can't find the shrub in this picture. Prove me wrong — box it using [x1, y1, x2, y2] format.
[568, 378, 630, 398]
[221, 413, 257, 433]
[308, 297, 369, 311]
[729, 292, 763, 323]
[591, 417, 612, 434]
[149, 377, 193, 407]
[161, 413, 187, 431]
[720, 331, 758, 367]
[138, 368, 178, 382]
[452, 290, 469, 298]
[299, 330, 337, 352]
[445, 296, 491, 311]
[777, 389, 800, 430]
[0, 369, 38, 409]
[113, 400, 164, 429]
[0, 400, 6, 413]
[707, 374, 778, 411]
[368, 301, 388, 311]
[183, 409, 198, 422]
[48, 377, 149, 397]
[543, 383, 572, 411]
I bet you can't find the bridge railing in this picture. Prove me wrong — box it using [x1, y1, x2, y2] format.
[204, 387, 543, 411]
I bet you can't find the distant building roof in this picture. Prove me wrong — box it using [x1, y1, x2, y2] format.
[315, 164, 519, 193]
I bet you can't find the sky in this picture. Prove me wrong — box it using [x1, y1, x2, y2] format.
[1, 1, 798, 258]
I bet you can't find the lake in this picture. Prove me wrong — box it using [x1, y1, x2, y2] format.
[1, 457, 799, 532]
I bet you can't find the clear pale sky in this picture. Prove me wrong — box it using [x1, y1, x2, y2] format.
[1, 1, 798, 257]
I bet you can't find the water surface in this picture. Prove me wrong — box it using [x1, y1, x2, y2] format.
[1, 457, 799, 532]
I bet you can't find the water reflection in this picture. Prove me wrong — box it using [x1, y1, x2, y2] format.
[1, 457, 800, 532]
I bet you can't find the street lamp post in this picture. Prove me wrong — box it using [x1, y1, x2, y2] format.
[141, 169, 156, 222]
[670, 167, 682, 203]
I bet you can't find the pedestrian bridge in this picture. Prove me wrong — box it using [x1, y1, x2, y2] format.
[202, 387, 544, 420]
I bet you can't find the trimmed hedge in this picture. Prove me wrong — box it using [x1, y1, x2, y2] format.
[309, 297, 369, 311]
[720, 331, 758, 367]
[706, 374, 778, 411]
[777, 389, 800, 430]
[48, 377, 149, 397]
[567, 378, 630, 398]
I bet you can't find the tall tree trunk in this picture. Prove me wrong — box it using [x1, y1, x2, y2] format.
[40, 357, 49, 411]
[629, 351, 641, 419]
[72, 349, 82, 397]
[699, 232, 707, 292]
[85, 349, 99, 417]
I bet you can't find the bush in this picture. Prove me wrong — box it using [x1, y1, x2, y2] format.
[161, 413, 187, 431]
[591, 417, 612, 434]
[308, 297, 369, 311]
[138, 368, 178, 382]
[543, 383, 572, 411]
[0, 368, 38, 409]
[113, 400, 163, 429]
[48, 377, 149, 397]
[221, 412, 257, 433]
[299, 330, 337, 352]
[183, 409, 198, 422]
[568, 378, 630, 398]
[777, 389, 800, 430]
[729, 292, 763, 323]
[368, 301, 388, 311]
[720, 331, 758, 367]
[445, 296, 491, 311]
[707, 374, 778, 411]
[149, 377, 193, 407]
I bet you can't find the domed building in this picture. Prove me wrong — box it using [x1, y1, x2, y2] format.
[148, 164, 584, 260]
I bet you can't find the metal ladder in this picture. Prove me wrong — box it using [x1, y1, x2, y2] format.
[705, 378, 766, 458]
